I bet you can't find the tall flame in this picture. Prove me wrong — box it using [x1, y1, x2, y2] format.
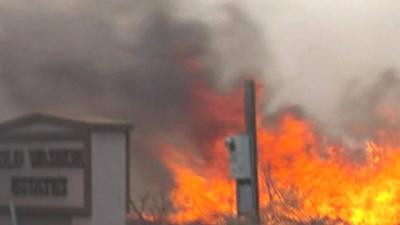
[151, 51, 400, 225]
[157, 75, 400, 225]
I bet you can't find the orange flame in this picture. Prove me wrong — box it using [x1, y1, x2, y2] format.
[159, 55, 400, 224]
[159, 77, 400, 225]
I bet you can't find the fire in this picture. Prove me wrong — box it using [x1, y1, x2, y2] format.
[159, 74, 242, 224]
[257, 115, 400, 225]
[151, 54, 400, 224]
[162, 146, 235, 224]
[158, 78, 400, 225]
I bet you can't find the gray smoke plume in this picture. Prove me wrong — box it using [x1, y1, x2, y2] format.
[0, 0, 267, 198]
[1, 0, 400, 198]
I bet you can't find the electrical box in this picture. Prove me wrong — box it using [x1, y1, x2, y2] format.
[225, 134, 251, 180]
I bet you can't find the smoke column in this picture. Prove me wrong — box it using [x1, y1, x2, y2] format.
[1, 0, 400, 198]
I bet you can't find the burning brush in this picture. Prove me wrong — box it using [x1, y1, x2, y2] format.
[129, 74, 400, 225]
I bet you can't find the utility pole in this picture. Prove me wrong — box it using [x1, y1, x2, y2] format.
[226, 79, 260, 223]
[244, 79, 260, 223]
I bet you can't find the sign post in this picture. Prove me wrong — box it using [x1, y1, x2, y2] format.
[9, 201, 18, 225]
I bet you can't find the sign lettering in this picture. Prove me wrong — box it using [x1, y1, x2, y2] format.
[29, 149, 84, 169]
[0, 141, 87, 210]
[0, 148, 83, 198]
[0, 150, 24, 169]
[11, 177, 67, 197]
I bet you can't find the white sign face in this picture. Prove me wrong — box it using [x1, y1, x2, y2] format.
[0, 139, 88, 212]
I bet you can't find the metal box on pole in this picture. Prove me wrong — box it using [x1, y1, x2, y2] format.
[225, 134, 251, 180]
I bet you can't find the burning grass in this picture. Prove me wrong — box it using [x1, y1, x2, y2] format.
[130, 75, 400, 225]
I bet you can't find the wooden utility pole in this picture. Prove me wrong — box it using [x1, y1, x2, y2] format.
[226, 79, 260, 223]
[243, 79, 260, 223]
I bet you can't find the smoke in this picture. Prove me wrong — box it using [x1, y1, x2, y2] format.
[173, 0, 400, 140]
[242, 0, 400, 144]
[188, 0, 400, 145]
[0, 0, 208, 196]
[1, 0, 400, 196]
[0, 0, 267, 197]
